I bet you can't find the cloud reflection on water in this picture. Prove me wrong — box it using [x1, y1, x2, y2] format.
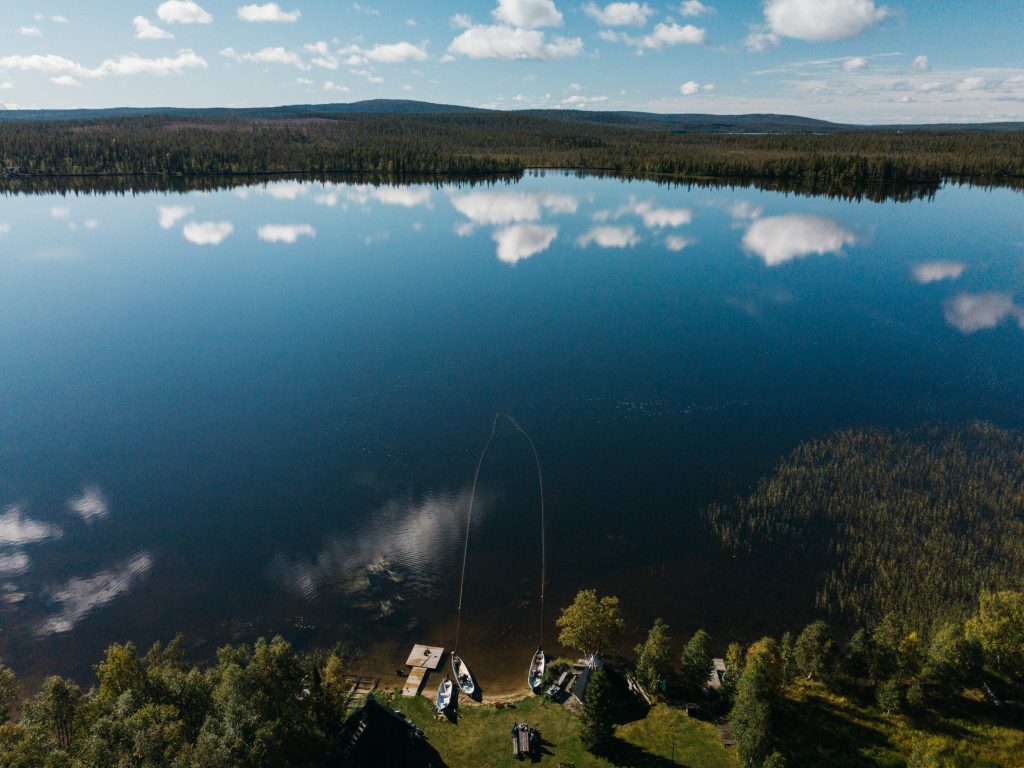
[912, 261, 966, 283]
[577, 225, 640, 248]
[37, 551, 154, 636]
[66, 486, 110, 523]
[493, 223, 559, 264]
[268, 488, 477, 600]
[943, 292, 1024, 334]
[742, 213, 857, 266]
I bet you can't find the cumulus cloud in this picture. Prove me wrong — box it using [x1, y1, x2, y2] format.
[666, 235, 695, 251]
[20, 26, 42, 37]
[364, 42, 429, 63]
[257, 224, 316, 243]
[493, 0, 564, 28]
[492, 223, 558, 264]
[577, 225, 640, 248]
[912, 54, 930, 71]
[680, 0, 713, 16]
[448, 25, 582, 59]
[843, 56, 868, 72]
[762, 0, 888, 43]
[157, 0, 212, 24]
[943, 293, 1024, 334]
[237, 3, 300, 22]
[742, 214, 857, 266]
[158, 205, 193, 229]
[222, 46, 309, 69]
[912, 261, 965, 284]
[584, 2, 653, 27]
[597, 197, 693, 229]
[37, 552, 154, 636]
[643, 21, 706, 48]
[67, 486, 110, 523]
[50, 75, 79, 86]
[134, 16, 174, 39]
[183, 221, 233, 245]
[450, 189, 577, 224]
[0, 50, 207, 78]
[680, 80, 700, 95]
[563, 94, 608, 105]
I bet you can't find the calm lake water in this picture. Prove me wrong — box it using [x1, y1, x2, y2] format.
[1, 174, 1022, 692]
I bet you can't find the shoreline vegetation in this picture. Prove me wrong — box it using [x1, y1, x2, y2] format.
[1, 113, 1023, 200]
[2, 422, 1023, 766]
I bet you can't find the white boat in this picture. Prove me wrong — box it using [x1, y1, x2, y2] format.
[528, 647, 545, 691]
[435, 674, 453, 711]
[451, 654, 476, 696]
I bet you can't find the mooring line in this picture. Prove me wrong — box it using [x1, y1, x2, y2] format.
[454, 412, 499, 654]
[502, 414, 546, 648]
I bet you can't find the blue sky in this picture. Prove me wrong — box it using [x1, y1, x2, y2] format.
[0, 0, 1022, 122]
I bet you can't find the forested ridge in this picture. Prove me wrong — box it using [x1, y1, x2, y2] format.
[1, 113, 1022, 197]
[703, 422, 1024, 629]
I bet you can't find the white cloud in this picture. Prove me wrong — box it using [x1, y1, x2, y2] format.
[743, 214, 856, 266]
[492, 223, 559, 264]
[643, 22, 706, 49]
[183, 221, 233, 245]
[843, 56, 868, 72]
[944, 293, 1024, 334]
[577, 225, 640, 248]
[680, 0, 713, 16]
[134, 16, 174, 39]
[19, 26, 42, 37]
[51, 15, 70, 23]
[0, 551, 30, 576]
[364, 42, 429, 63]
[680, 80, 700, 95]
[584, 2, 653, 27]
[0, 82, 12, 90]
[911, 261, 965, 284]
[324, 80, 349, 92]
[762, 0, 888, 43]
[448, 25, 582, 59]
[51, 206, 70, 218]
[665, 235, 695, 251]
[50, 75, 79, 86]
[237, 3, 301, 22]
[157, 0, 213, 24]
[222, 46, 309, 69]
[158, 205, 193, 229]
[37, 552, 154, 636]
[0, 222, 9, 235]
[0, 506, 62, 546]
[493, 0, 564, 28]
[452, 13, 474, 28]
[729, 201, 764, 223]
[257, 224, 316, 243]
[0, 51, 206, 78]
[912, 54, 930, 71]
[67, 486, 109, 523]
[744, 27, 780, 52]
[563, 94, 608, 105]
[607, 197, 692, 229]
[451, 190, 577, 224]
[357, 185, 432, 207]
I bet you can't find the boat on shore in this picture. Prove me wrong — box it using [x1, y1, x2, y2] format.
[528, 647, 545, 691]
[435, 674, 453, 711]
[451, 654, 476, 696]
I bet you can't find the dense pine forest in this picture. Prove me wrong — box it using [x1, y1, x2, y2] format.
[1, 113, 1022, 198]
[703, 422, 1024, 629]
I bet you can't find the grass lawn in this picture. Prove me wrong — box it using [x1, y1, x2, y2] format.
[779, 681, 1024, 768]
[393, 692, 739, 768]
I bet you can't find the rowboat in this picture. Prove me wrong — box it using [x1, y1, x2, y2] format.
[528, 647, 546, 691]
[435, 674, 453, 711]
[451, 654, 476, 696]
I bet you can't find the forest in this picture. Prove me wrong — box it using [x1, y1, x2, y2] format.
[0, 113, 1022, 199]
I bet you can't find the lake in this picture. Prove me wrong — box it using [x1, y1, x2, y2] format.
[1, 174, 1022, 693]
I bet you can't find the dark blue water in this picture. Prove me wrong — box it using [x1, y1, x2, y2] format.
[1, 175, 1022, 690]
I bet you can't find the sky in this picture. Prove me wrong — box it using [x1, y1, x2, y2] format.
[0, 0, 1022, 123]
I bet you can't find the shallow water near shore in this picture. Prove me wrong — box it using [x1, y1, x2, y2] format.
[1, 173, 1022, 694]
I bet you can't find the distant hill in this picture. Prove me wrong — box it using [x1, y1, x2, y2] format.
[1, 99, 1022, 133]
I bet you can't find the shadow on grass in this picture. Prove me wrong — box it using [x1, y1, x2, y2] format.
[599, 736, 686, 768]
[776, 693, 894, 768]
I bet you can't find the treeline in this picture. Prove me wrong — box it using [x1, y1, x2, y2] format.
[0, 637, 357, 768]
[703, 422, 1024, 628]
[1, 113, 1022, 195]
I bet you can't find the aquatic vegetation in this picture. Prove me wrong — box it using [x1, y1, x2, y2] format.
[704, 422, 1024, 627]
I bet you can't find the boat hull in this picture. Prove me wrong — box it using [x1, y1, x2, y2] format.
[528, 647, 545, 691]
[451, 655, 476, 696]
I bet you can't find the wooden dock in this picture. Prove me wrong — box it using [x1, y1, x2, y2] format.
[405, 644, 445, 670]
[402, 667, 427, 697]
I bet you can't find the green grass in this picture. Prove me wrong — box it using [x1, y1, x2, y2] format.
[393, 692, 739, 768]
[778, 681, 1024, 768]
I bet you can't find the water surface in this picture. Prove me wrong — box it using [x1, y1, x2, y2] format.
[1, 174, 1022, 692]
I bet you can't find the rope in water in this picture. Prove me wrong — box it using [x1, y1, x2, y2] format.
[502, 414, 546, 648]
[453, 413, 499, 654]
